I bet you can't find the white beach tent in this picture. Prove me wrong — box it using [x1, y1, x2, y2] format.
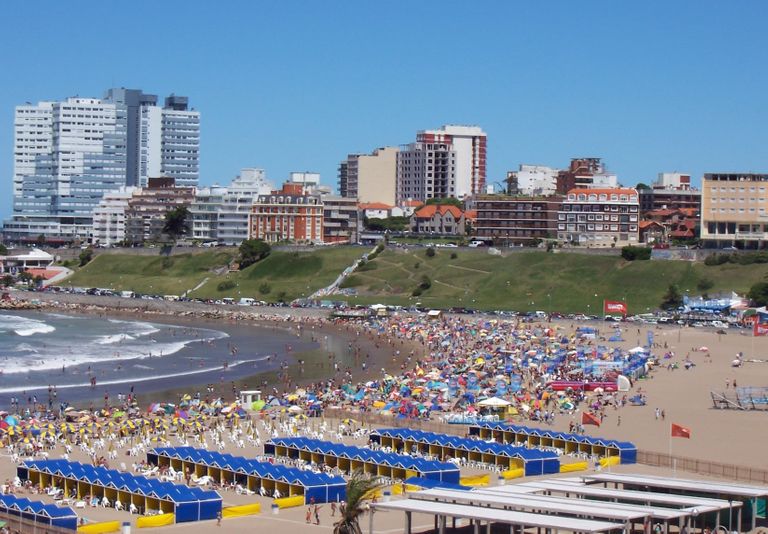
[478, 397, 512, 408]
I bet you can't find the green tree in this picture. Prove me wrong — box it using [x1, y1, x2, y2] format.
[748, 282, 768, 307]
[217, 280, 236, 291]
[425, 247, 436, 258]
[2, 274, 14, 287]
[258, 282, 271, 295]
[425, 197, 462, 207]
[79, 247, 94, 267]
[697, 277, 715, 293]
[162, 206, 190, 240]
[660, 284, 683, 311]
[17, 271, 33, 286]
[635, 183, 651, 190]
[0, 243, 7, 256]
[621, 246, 652, 261]
[36, 234, 46, 246]
[333, 470, 386, 534]
[238, 239, 271, 269]
[419, 275, 431, 290]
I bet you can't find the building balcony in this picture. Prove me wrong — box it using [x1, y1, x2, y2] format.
[735, 231, 767, 240]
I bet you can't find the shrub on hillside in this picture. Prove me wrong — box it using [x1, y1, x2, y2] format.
[660, 284, 683, 310]
[705, 251, 768, 266]
[258, 282, 271, 295]
[357, 261, 377, 272]
[620, 246, 651, 261]
[79, 247, 94, 267]
[426, 247, 436, 258]
[419, 275, 431, 290]
[696, 277, 714, 292]
[238, 239, 271, 269]
[450, 252, 458, 259]
[748, 282, 768, 306]
[704, 253, 730, 266]
[217, 280, 236, 291]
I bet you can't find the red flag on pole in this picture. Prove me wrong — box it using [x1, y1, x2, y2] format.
[753, 318, 768, 337]
[671, 423, 691, 439]
[582, 411, 601, 427]
[603, 300, 628, 316]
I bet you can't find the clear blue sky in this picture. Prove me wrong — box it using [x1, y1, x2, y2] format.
[1, 1, 766, 218]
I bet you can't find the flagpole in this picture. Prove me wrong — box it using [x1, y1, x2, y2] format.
[669, 422, 675, 478]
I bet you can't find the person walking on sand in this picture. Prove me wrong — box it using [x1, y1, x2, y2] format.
[216, 510, 221, 526]
[306, 506, 312, 523]
[314, 504, 322, 525]
[330, 501, 337, 517]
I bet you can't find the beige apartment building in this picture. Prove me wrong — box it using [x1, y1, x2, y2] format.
[338, 147, 398, 206]
[701, 173, 768, 248]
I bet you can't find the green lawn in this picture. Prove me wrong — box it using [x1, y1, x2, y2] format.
[63, 251, 235, 295]
[188, 246, 367, 301]
[333, 249, 768, 313]
[60, 247, 768, 313]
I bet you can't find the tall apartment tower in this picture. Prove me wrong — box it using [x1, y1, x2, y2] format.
[5, 88, 200, 242]
[103, 89, 199, 187]
[338, 146, 398, 205]
[396, 125, 486, 204]
[5, 97, 128, 242]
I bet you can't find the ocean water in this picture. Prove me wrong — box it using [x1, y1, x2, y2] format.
[0, 310, 316, 403]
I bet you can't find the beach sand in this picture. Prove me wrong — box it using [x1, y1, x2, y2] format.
[2, 292, 768, 532]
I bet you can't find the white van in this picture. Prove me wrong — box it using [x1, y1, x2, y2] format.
[468, 240, 487, 248]
[238, 298, 255, 306]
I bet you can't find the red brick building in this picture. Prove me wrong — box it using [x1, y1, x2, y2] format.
[250, 183, 323, 243]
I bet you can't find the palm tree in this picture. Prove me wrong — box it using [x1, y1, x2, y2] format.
[334, 469, 386, 534]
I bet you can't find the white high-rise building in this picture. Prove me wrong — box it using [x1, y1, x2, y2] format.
[91, 187, 137, 246]
[396, 125, 486, 204]
[139, 95, 200, 187]
[191, 168, 273, 245]
[5, 88, 200, 243]
[5, 97, 128, 242]
[510, 164, 560, 196]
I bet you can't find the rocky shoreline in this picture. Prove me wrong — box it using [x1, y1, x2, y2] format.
[5, 290, 326, 324]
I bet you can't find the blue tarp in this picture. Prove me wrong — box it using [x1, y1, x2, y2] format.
[149, 447, 346, 504]
[370, 428, 560, 476]
[18, 459, 221, 523]
[266, 437, 460, 484]
[0, 493, 78, 531]
[468, 422, 637, 464]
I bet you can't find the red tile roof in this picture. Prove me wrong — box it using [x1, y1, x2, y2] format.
[26, 268, 58, 280]
[413, 205, 464, 219]
[639, 220, 664, 230]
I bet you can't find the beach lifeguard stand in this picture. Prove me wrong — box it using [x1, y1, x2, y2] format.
[239, 390, 262, 406]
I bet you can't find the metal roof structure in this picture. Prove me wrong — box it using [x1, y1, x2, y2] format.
[582, 473, 768, 498]
[410, 488, 654, 524]
[468, 487, 688, 522]
[372, 498, 624, 534]
[582, 473, 767, 531]
[517, 480, 740, 512]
